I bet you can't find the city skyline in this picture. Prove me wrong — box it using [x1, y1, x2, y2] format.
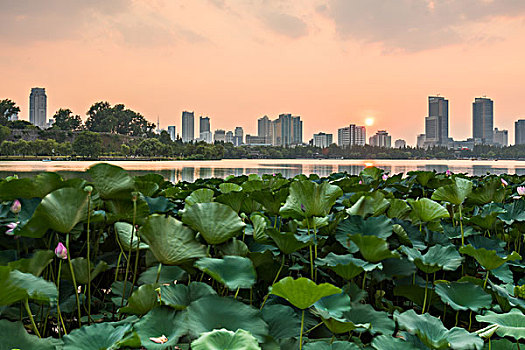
[1, 1, 525, 145]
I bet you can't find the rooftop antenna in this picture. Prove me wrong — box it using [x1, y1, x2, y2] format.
[157, 116, 160, 131]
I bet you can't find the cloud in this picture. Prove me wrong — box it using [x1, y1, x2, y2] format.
[259, 11, 309, 38]
[319, 0, 525, 51]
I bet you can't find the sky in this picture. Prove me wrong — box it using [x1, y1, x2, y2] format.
[1, 0, 525, 145]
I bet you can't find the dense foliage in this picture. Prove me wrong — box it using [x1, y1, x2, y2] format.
[1, 165, 525, 349]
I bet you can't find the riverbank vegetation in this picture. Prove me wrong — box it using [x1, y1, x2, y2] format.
[1, 164, 525, 348]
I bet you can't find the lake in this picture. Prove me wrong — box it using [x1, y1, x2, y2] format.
[0, 159, 524, 182]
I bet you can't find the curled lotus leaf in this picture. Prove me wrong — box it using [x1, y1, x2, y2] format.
[191, 329, 261, 350]
[270, 277, 341, 310]
[476, 308, 525, 341]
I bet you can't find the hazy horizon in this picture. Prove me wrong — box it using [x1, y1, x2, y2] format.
[1, 0, 525, 145]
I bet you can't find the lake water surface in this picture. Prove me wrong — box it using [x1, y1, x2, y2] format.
[0, 159, 524, 182]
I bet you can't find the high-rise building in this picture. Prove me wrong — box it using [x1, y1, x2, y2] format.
[313, 132, 333, 148]
[394, 139, 406, 148]
[473, 97, 494, 144]
[258, 115, 273, 143]
[417, 134, 426, 148]
[200, 116, 210, 133]
[369, 130, 391, 148]
[226, 131, 234, 144]
[182, 111, 194, 143]
[515, 120, 525, 145]
[167, 126, 176, 141]
[337, 125, 366, 147]
[214, 129, 226, 143]
[29, 87, 47, 128]
[493, 128, 508, 147]
[234, 127, 244, 146]
[271, 114, 302, 146]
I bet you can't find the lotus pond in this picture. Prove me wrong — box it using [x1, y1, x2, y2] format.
[1, 163, 525, 349]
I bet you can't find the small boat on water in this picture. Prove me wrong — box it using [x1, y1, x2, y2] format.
[41, 158, 52, 162]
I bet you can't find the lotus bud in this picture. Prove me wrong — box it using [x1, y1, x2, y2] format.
[84, 185, 93, 194]
[55, 242, 68, 259]
[131, 192, 139, 201]
[518, 186, 525, 196]
[300, 204, 306, 212]
[5, 222, 19, 235]
[10, 199, 21, 214]
[382, 174, 388, 181]
[358, 180, 362, 185]
[501, 178, 508, 187]
[446, 170, 451, 176]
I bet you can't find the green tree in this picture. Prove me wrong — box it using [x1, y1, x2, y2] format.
[0, 125, 10, 143]
[85, 102, 155, 137]
[52, 108, 83, 131]
[0, 99, 20, 125]
[73, 131, 103, 158]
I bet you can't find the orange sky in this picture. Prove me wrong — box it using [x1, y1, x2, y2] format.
[1, 0, 525, 145]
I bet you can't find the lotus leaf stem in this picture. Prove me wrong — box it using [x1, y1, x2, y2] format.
[121, 197, 137, 308]
[459, 205, 465, 247]
[155, 263, 162, 284]
[234, 287, 240, 299]
[468, 310, 472, 331]
[299, 309, 305, 350]
[421, 273, 429, 314]
[56, 259, 68, 336]
[66, 233, 82, 327]
[362, 271, 367, 290]
[131, 222, 142, 291]
[484, 271, 490, 289]
[24, 298, 41, 338]
[86, 193, 91, 325]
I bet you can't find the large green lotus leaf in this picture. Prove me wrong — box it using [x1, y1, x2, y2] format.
[0, 178, 36, 200]
[394, 284, 441, 308]
[408, 198, 449, 224]
[250, 188, 289, 216]
[219, 183, 243, 193]
[63, 322, 131, 350]
[261, 304, 301, 340]
[217, 238, 250, 257]
[348, 235, 399, 263]
[488, 281, 525, 312]
[371, 334, 419, 350]
[336, 215, 393, 240]
[18, 187, 89, 237]
[0, 267, 57, 306]
[343, 303, 395, 335]
[476, 309, 525, 341]
[321, 317, 370, 334]
[186, 295, 269, 341]
[144, 196, 174, 214]
[346, 192, 390, 217]
[408, 171, 435, 186]
[160, 281, 216, 310]
[115, 222, 149, 250]
[394, 309, 483, 350]
[133, 306, 187, 349]
[434, 281, 492, 312]
[466, 178, 505, 206]
[303, 341, 360, 350]
[266, 228, 310, 254]
[498, 200, 525, 225]
[31, 172, 65, 198]
[192, 329, 261, 350]
[140, 214, 207, 265]
[387, 199, 411, 220]
[483, 339, 520, 349]
[135, 181, 159, 198]
[195, 256, 256, 290]
[431, 177, 472, 205]
[360, 166, 384, 182]
[313, 292, 352, 319]
[459, 245, 521, 270]
[105, 197, 150, 225]
[7, 250, 54, 276]
[270, 277, 341, 309]
[316, 253, 382, 280]
[138, 265, 187, 285]
[182, 202, 246, 244]
[400, 245, 463, 274]
[62, 258, 109, 285]
[279, 180, 343, 219]
[0, 319, 63, 350]
[120, 284, 158, 315]
[185, 188, 214, 206]
[88, 163, 135, 200]
[250, 213, 270, 242]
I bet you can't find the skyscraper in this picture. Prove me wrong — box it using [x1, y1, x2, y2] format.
[337, 125, 366, 147]
[515, 120, 525, 145]
[29, 87, 47, 128]
[425, 96, 449, 146]
[200, 116, 210, 133]
[369, 130, 391, 148]
[182, 111, 194, 143]
[473, 97, 494, 144]
[234, 127, 244, 146]
[257, 115, 272, 143]
[167, 126, 176, 141]
[271, 114, 302, 146]
[312, 132, 333, 148]
[493, 128, 508, 147]
[214, 129, 225, 143]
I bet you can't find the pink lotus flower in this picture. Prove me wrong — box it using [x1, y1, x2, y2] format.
[5, 222, 19, 235]
[501, 178, 508, 187]
[55, 242, 68, 259]
[446, 170, 451, 176]
[149, 335, 168, 344]
[518, 186, 525, 196]
[358, 180, 362, 185]
[382, 174, 388, 181]
[10, 199, 21, 214]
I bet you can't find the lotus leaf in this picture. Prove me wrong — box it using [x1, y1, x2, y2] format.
[498, 200, 525, 224]
[313, 292, 352, 319]
[120, 284, 158, 315]
[182, 202, 246, 244]
[400, 245, 463, 274]
[0, 319, 62, 350]
[270, 277, 341, 309]
[408, 198, 449, 224]
[139, 214, 207, 265]
[62, 258, 109, 284]
[371, 334, 419, 350]
[88, 163, 135, 199]
[343, 303, 395, 335]
[250, 213, 270, 242]
[7, 250, 54, 276]
[133, 306, 187, 349]
[219, 182, 243, 193]
[160, 282, 216, 310]
[434, 281, 492, 312]
[279, 180, 343, 219]
[476, 308, 525, 341]
[316, 253, 382, 280]
[250, 188, 289, 216]
[459, 245, 521, 270]
[138, 265, 186, 285]
[192, 328, 261, 350]
[62, 322, 132, 350]
[194, 256, 256, 290]
[185, 188, 214, 206]
[261, 304, 301, 340]
[336, 215, 393, 240]
[321, 317, 371, 334]
[346, 193, 390, 217]
[186, 295, 269, 341]
[466, 178, 506, 205]
[115, 222, 149, 250]
[266, 228, 311, 254]
[303, 341, 360, 349]
[347, 235, 399, 263]
[0, 267, 57, 306]
[431, 177, 473, 205]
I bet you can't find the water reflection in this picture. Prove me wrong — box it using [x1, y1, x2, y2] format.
[1, 159, 525, 183]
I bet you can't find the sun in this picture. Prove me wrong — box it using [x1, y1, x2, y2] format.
[365, 117, 374, 126]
